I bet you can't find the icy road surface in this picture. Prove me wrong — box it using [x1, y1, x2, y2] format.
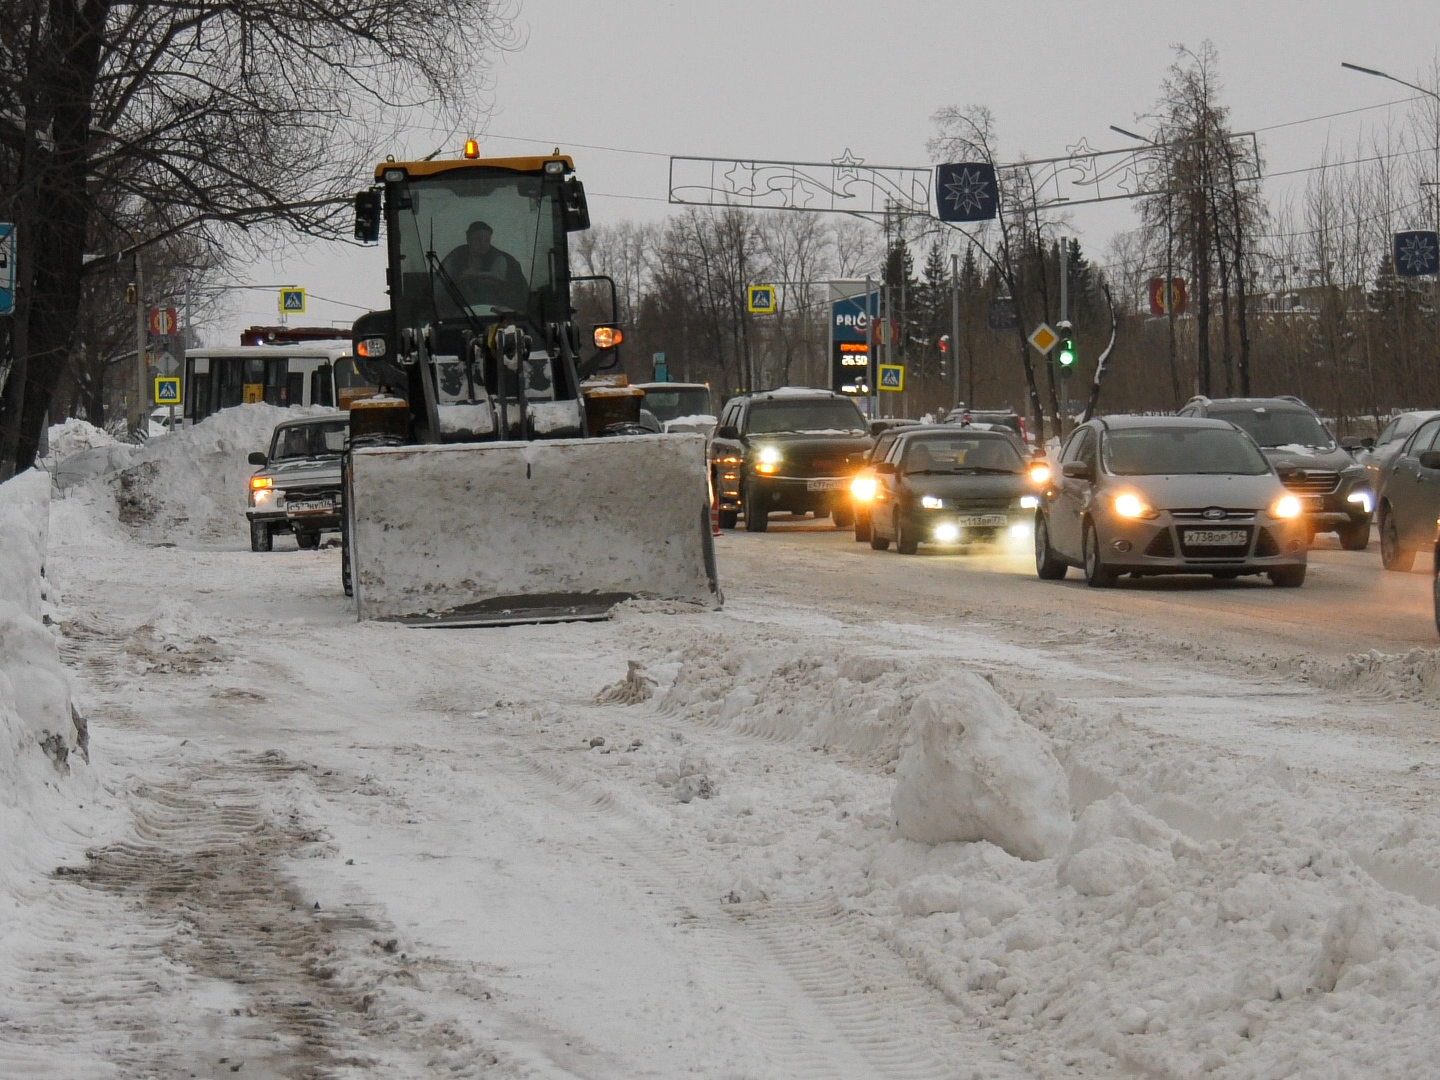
[11, 493, 1440, 1078]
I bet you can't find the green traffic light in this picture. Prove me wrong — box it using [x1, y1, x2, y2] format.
[1058, 338, 1076, 367]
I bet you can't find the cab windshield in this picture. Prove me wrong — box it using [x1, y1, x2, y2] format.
[901, 434, 1024, 474]
[746, 399, 866, 434]
[643, 388, 713, 422]
[270, 420, 348, 461]
[1104, 427, 1270, 476]
[395, 171, 564, 331]
[1211, 408, 1334, 449]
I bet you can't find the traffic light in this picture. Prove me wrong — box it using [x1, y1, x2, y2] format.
[1056, 321, 1075, 376]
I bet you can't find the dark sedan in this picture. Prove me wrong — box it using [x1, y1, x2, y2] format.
[866, 428, 1046, 554]
[1376, 413, 1440, 571]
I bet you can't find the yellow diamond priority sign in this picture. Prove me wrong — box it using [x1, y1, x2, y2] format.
[1028, 323, 1059, 355]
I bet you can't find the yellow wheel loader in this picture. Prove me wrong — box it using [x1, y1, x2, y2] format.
[340, 148, 721, 626]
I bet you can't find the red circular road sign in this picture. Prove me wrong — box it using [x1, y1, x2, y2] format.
[148, 307, 178, 335]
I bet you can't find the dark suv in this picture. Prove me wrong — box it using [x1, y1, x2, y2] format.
[944, 406, 1031, 446]
[1179, 396, 1372, 549]
[710, 389, 872, 532]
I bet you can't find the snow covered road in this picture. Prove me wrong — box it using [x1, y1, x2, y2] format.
[9, 471, 1440, 1077]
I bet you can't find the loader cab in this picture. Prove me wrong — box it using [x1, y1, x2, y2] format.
[350, 151, 616, 445]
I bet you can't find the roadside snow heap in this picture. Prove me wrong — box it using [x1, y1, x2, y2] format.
[891, 673, 1072, 861]
[0, 469, 78, 766]
[115, 403, 334, 545]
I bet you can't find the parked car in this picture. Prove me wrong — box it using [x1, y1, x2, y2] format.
[635, 382, 716, 435]
[865, 427, 1048, 554]
[1179, 396, 1372, 549]
[1352, 410, 1440, 495]
[849, 422, 923, 542]
[1034, 415, 1308, 587]
[710, 389, 872, 532]
[246, 415, 348, 552]
[1375, 413, 1440, 571]
[944, 406, 1031, 446]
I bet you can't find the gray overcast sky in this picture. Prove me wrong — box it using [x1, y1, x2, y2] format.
[214, 0, 1438, 344]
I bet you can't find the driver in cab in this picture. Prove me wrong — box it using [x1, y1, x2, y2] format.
[439, 220, 528, 311]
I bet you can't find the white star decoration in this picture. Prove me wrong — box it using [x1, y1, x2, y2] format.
[943, 168, 992, 215]
[1396, 233, 1438, 275]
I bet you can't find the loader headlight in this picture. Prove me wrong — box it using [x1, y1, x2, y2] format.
[921, 495, 944, 509]
[593, 325, 624, 349]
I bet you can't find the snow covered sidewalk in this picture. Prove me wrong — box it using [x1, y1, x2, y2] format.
[8, 456, 1440, 1076]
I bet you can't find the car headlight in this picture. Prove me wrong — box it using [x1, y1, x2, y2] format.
[850, 475, 877, 501]
[1272, 494, 1302, 519]
[756, 446, 781, 474]
[1113, 493, 1160, 520]
[1020, 495, 1039, 510]
[933, 523, 960, 542]
[921, 495, 944, 509]
[1029, 463, 1051, 485]
[1346, 490, 1373, 515]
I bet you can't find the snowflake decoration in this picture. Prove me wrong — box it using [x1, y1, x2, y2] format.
[943, 168, 993, 216]
[1396, 232, 1439, 276]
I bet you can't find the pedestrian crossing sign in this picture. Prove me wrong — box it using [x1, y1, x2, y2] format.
[278, 287, 306, 314]
[747, 285, 776, 314]
[878, 364, 904, 392]
[154, 376, 182, 406]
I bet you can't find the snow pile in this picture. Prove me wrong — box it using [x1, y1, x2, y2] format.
[115, 403, 335, 545]
[1057, 794, 1179, 896]
[891, 675, 1072, 860]
[43, 417, 115, 462]
[0, 470, 86, 903]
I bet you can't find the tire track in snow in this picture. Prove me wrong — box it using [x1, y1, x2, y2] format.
[490, 746, 1028, 1080]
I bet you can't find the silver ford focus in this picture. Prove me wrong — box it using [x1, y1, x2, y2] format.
[1034, 415, 1309, 588]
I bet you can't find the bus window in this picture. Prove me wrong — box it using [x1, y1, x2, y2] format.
[286, 372, 304, 405]
[311, 364, 335, 408]
[333, 357, 376, 409]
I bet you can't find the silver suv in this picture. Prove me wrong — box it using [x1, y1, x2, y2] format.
[1035, 415, 1308, 587]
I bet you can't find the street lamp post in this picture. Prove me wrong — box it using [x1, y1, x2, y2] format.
[1342, 62, 1440, 340]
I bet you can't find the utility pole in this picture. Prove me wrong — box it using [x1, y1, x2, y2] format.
[130, 252, 145, 436]
[864, 274, 876, 419]
[950, 252, 961, 411]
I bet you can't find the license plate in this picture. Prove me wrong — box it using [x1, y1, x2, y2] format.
[807, 478, 847, 492]
[288, 499, 334, 515]
[1183, 528, 1246, 546]
[1302, 495, 1323, 511]
[956, 514, 1008, 527]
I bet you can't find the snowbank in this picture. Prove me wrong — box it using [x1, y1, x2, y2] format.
[891, 676, 1072, 860]
[42, 417, 115, 463]
[0, 470, 85, 900]
[115, 403, 336, 546]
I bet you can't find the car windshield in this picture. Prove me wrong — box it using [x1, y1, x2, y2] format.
[1104, 427, 1270, 476]
[270, 421, 348, 461]
[902, 434, 1024, 474]
[746, 399, 866, 434]
[643, 388, 712, 422]
[1211, 407, 1334, 449]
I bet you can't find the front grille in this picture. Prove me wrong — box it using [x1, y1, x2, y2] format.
[1145, 529, 1176, 557]
[1176, 525, 1253, 560]
[1280, 470, 1340, 495]
[1170, 508, 1257, 522]
[1254, 527, 1281, 558]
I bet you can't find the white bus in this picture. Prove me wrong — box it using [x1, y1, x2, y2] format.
[184, 343, 376, 424]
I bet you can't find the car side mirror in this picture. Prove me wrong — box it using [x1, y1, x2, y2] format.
[1340, 436, 1361, 451]
[1419, 450, 1440, 471]
[716, 425, 740, 440]
[1062, 460, 1095, 481]
[873, 461, 897, 475]
[248, 452, 267, 466]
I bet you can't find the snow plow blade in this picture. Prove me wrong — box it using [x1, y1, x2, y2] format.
[347, 434, 722, 627]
